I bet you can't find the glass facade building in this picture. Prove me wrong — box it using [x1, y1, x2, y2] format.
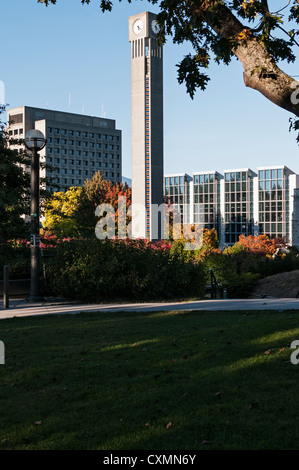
[164, 173, 192, 223]
[163, 166, 299, 248]
[193, 171, 222, 234]
[257, 166, 299, 241]
[223, 168, 256, 245]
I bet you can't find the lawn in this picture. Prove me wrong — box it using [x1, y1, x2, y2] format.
[0, 308, 299, 450]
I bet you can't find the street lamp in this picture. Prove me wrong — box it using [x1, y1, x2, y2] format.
[24, 129, 47, 302]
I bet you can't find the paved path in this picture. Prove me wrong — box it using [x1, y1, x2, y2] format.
[1, 297, 299, 320]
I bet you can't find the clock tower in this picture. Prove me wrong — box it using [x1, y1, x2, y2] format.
[129, 12, 164, 240]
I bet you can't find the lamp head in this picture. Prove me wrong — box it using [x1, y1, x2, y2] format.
[24, 129, 46, 151]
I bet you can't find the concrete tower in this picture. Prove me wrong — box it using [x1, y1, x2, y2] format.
[129, 11, 164, 240]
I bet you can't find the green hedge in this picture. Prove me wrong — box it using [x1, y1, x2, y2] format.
[0, 243, 30, 280]
[45, 239, 208, 302]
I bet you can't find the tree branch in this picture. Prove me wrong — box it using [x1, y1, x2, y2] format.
[194, 2, 299, 117]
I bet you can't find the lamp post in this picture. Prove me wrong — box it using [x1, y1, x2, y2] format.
[24, 129, 47, 302]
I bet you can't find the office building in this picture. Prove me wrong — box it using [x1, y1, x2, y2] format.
[257, 166, 299, 241]
[163, 165, 299, 248]
[193, 171, 222, 234]
[222, 168, 257, 245]
[164, 173, 192, 224]
[6, 106, 122, 191]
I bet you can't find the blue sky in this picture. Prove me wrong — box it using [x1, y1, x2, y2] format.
[2, 0, 298, 178]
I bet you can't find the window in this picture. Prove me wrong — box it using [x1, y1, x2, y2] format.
[75, 131, 80, 137]
[89, 133, 94, 138]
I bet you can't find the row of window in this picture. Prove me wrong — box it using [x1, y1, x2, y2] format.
[225, 182, 249, 192]
[53, 163, 119, 173]
[52, 169, 120, 177]
[165, 186, 185, 196]
[224, 172, 251, 182]
[166, 169, 287, 186]
[52, 172, 119, 187]
[165, 176, 188, 186]
[47, 127, 119, 141]
[47, 137, 120, 150]
[8, 128, 23, 136]
[194, 183, 218, 194]
[49, 156, 120, 167]
[194, 214, 218, 224]
[259, 213, 283, 222]
[259, 190, 284, 201]
[194, 194, 219, 204]
[259, 169, 284, 180]
[47, 149, 120, 159]
[194, 174, 219, 184]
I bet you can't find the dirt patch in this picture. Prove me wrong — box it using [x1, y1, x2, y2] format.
[249, 270, 299, 298]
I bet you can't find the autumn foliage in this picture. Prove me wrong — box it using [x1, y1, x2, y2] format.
[234, 234, 286, 257]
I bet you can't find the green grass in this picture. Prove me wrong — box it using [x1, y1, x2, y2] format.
[1, 308, 299, 450]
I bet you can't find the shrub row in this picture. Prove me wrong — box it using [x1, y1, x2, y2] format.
[44, 239, 208, 302]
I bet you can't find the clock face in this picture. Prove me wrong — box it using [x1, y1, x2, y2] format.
[151, 19, 160, 34]
[133, 19, 144, 35]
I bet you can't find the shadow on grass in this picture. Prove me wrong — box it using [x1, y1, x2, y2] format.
[1, 309, 299, 450]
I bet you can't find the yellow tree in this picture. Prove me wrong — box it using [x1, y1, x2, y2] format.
[43, 186, 83, 237]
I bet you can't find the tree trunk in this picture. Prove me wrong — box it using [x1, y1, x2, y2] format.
[198, 2, 299, 117]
